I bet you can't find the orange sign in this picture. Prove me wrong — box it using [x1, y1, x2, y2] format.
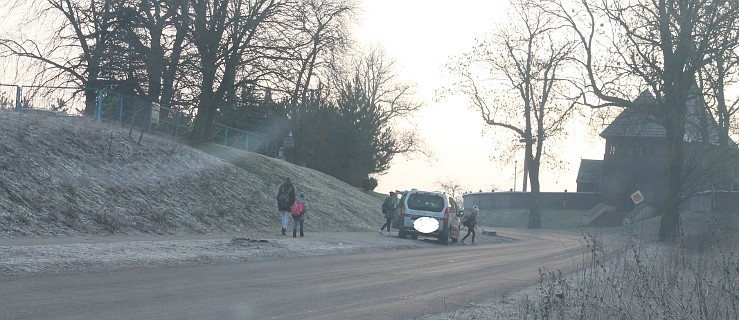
[631, 190, 644, 205]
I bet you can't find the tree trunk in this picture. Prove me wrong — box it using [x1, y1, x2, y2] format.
[192, 69, 217, 142]
[658, 90, 687, 242]
[84, 87, 98, 117]
[147, 31, 164, 106]
[83, 67, 101, 116]
[192, 92, 217, 142]
[527, 155, 542, 229]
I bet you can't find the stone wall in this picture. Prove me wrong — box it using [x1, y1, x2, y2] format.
[463, 192, 602, 211]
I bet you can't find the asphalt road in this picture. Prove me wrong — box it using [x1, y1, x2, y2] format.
[0, 229, 593, 320]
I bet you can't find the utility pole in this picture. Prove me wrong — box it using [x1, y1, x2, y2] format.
[513, 160, 517, 191]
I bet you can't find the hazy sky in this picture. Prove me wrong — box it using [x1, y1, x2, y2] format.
[354, 0, 604, 194]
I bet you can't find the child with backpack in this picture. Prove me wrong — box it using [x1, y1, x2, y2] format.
[460, 206, 480, 245]
[291, 192, 308, 238]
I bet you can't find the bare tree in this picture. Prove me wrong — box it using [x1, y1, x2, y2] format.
[698, 37, 739, 148]
[293, 47, 424, 185]
[435, 178, 466, 209]
[286, 0, 356, 110]
[335, 47, 425, 174]
[546, 0, 739, 241]
[0, 0, 121, 116]
[118, 0, 190, 114]
[444, 0, 577, 228]
[188, 0, 289, 141]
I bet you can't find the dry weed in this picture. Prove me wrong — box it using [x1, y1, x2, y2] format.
[519, 225, 739, 320]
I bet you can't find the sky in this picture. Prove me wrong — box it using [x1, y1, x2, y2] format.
[353, 0, 605, 194]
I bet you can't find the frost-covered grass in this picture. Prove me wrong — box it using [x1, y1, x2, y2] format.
[0, 111, 386, 238]
[517, 219, 739, 319]
[421, 213, 739, 320]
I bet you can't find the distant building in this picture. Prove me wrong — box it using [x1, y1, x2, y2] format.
[577, 89, 739, 211]
[466, 88, 739, 221]
[576, 159, 602, 193]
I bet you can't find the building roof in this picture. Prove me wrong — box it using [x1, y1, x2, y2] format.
[599, 89, 731, 146]
[599, 107, 665, 138]
[576, 159, 603, 184]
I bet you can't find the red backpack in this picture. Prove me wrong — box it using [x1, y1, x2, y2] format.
[291, 202, 305, 219]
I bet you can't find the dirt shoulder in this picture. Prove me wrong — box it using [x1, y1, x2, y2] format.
[0, 229, 514, 277]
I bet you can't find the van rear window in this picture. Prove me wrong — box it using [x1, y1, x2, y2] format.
[407, 193, 445, 212]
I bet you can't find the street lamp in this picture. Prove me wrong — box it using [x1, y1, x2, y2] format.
[281, 131, 295, 161]
[513, 160, 517, 191]
[518, 137, 536, 192]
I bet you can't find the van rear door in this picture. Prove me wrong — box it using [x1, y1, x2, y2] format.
[403, 192, 446, 231]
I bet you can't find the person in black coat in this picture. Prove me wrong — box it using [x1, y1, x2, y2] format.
[277, 177, 297, 235]
[379, 191, 396, 234]
[460, 206, 479, 245]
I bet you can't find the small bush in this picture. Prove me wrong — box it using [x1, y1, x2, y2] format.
[93, 212, 122, 233]
[152, 212, 167, 225]
[361, 177, 378, 191]
[16, 128, 28, 142]
[62, 208, 80, 220]
[61, 179, 77, 198]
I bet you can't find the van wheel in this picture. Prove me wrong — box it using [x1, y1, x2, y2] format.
[411, 234, 418, 240]
[441, 231, 451, 245]
[398, 230, 406, 239]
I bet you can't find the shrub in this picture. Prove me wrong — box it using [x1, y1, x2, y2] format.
[361, 177, 378, 191]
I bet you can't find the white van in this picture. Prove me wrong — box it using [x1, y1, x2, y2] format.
[396, 190, 463, 245]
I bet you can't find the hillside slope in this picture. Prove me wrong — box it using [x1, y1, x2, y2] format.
[0, 111, 385, 237]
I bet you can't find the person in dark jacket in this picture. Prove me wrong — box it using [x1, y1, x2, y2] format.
[379, 191, 396, 234]
[276, 177, 297, 235]
[460, 206, 480, 245]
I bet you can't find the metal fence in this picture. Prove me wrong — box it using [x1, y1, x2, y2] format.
[1, 84, 277, 157]
[212, 123, 273, 155]
[0, 84, 85, 114]
[96, 89, 194, 139]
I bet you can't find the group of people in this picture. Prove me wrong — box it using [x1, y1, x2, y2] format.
[275, 180, 481, 244]
[378, 191, 481, 245]
[276, 177, 307, 238]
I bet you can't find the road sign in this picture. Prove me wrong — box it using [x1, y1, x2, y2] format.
[631, 190, 644, 205]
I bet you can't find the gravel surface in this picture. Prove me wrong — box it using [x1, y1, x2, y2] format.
[0, 230, 515, 277]
[0, 230, 534, 319]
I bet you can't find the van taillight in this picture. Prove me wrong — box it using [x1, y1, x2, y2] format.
[400, 203, 406, 218]
[443, 207, 449, 222]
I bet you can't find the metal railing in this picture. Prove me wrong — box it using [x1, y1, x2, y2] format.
[1, 84, 277, 157]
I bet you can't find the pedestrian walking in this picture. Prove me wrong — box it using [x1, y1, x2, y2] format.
[291, 192, 307, 237]
[379, 191, 396, 234]
[276, 177, 297, 235]
[460, 205, 480, 245]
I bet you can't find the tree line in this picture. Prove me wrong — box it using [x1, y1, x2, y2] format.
[0, 0, 422, 189]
